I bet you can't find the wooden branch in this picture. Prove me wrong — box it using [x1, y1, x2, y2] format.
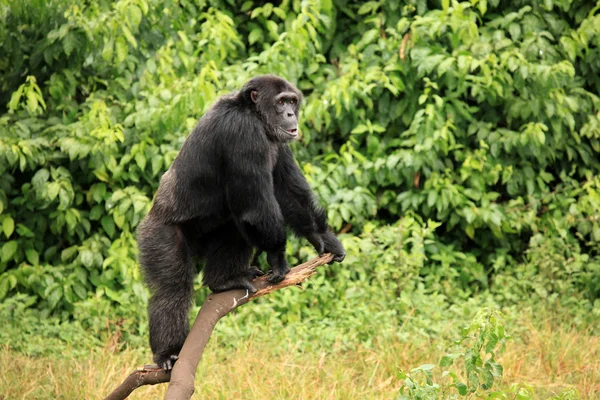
[104, 253, 334, 400]
[104, 365, 170, 400]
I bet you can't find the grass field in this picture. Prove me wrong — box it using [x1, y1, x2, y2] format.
[1, 315, 597, 399]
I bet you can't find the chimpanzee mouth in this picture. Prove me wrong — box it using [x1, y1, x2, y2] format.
[278, 127, 299, 140]
[285, 128, 298, 136]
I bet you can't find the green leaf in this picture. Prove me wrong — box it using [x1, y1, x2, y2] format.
[128, 5, 142, 26]
[102, 39, 114, 61]
[121, 26, 138, 48]
[592, 224, 600, 242]
[468, 370, 479, 390]
[427, 191, 438, 208]
[356, 29, 379, 50]
[63, 33, 77, 57]
[73, 283, 87, 300]
[414, 364, 435, 371]
[465, 225, 475, 239]
[8, 85, 24, 112]
[61, 246, 77, 262]
[133, 199, 147, 214]
[340, 206, 350, 221]
[93, 253, 103, 268]
[80, 249, 94, 268]
[75, 267, 87, 284]
[109, 190, 126, 204]
[249, 29, 262, 45]
[1, 241, 18, 263]
[371, 124, 385, 133]
[272, 7, 286, 19]
[241, 1, 253, 12]
[25, 248, 39, 265]
[65, 210, 77, 230]
[151, 155, 163, 176]
[367, 135, 379, 154]
[47, 287, 62, 309]
[262, 3, 273, 17]
[508, 23, 521, 41]
[438, 57, 455, 76]
[26, 90, 39, 113]
[113, 210, 126, 228]
[90, 205, 104, 220]
[118, 198, 132, 215]
[47, 182, 60, 201]
[478, 0, 487, 14]
[3, 216, 14, 238]
[351, 124, 368, 134]
[265, 20, 279, 39]
[250, 7, 262, 19]
[481, 366, 494, 389]
[135, 152, 147, 170]
[91, 183, 107, 203]
[102, 215, 116, 238]
[32, 168, 50, 188]
[104, 287, 123, 303]
[439, 354, 456, 367]
[146, 58, 156, 73]
[0, 278, 8, 300]
[358, 1, 380, 14]
[116, 36, 128, 63]
[456, 382, 467, 395]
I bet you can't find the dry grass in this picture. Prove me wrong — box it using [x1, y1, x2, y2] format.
[1, 320, 597, 399]
[501, 319, 600, 398]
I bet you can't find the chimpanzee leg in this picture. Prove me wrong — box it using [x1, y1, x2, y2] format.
[137, 214, 195, 370]
[203, 222, 257, 293]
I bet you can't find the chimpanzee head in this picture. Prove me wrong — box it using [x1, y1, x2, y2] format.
[241, 75, 303, 143]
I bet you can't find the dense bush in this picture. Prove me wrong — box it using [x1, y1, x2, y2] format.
[1, 0, 599, 346]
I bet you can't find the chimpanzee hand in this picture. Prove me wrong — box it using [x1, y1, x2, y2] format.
[307, 230, 346, 264]
[266, 250, 291, 283]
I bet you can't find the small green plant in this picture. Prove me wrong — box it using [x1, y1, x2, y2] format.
[398, 308, 507, 399]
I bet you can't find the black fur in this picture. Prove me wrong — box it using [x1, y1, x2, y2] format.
[137, 75, 345, 370]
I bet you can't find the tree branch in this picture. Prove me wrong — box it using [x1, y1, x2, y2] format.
[104, 253, 334, 400]
[104, 365, 170, 400]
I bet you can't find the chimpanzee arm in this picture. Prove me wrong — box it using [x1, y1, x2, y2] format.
[224, 133, 291, 282]
[273, 145, 327, 235]
[225, 147, 285, 251]
[273, 145, 346, 262]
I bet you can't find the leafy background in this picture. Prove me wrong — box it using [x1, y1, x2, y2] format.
[1, 0, 599, 398]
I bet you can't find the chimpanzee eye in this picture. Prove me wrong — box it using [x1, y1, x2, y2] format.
[278, 100, 284, 105]
[290, 99, 296, 105]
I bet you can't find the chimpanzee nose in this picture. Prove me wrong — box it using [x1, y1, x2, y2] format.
[287, 112, 294, 117]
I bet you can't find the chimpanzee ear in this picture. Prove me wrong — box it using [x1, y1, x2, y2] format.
[250, 90, 258, 103]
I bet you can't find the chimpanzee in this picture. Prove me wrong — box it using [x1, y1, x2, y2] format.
[137, 75, 346, 370]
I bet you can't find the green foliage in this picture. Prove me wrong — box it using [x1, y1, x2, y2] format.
[398, 309, 507, 398]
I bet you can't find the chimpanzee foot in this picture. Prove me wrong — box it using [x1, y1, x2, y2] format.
[155, 354, 179, 371]
[209, 276, 257, 293]
[266, 251, 291, 284]
[247, 266, 265, 279]
[267, 264, 290, 284]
